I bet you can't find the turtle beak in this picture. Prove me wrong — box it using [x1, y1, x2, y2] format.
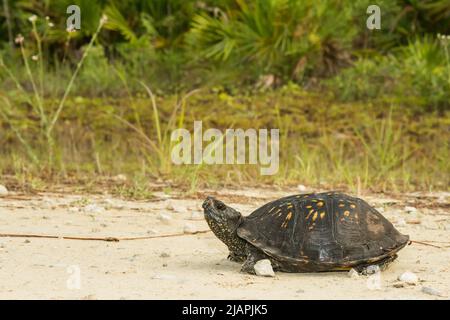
[203, 196, 221, 220]
[202, 196, 215, 210]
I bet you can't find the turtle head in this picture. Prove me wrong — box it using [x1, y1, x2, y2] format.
[203, 196, 242, 230]
[203, 196, 246, 253]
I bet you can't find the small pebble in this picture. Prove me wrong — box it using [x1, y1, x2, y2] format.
[421, 286, 444, 297]
[183, 223, 197, 234]
[83, 204, 105, 214]
[157, 213, 172, 224]
[297, 184, 307, 191]
[398, 271, 418, 285]
[395, 218, 407, 227]
[0, 185, 8, 196]
[348, 268, 360, 278]
[364, 265, 379, 275]
[254, 259, 275, 277]
[404, 206, 417, 213]
[160, 252, 170, 258]
[103, 198, 124, 210]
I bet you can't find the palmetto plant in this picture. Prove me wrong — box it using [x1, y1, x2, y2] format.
[187, 0, 357, 81]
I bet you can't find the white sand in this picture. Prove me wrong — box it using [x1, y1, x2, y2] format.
[0, 188, 448, 299]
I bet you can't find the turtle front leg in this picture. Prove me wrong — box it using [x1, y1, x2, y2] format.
[227, 251, 246, 263]
[240, 244, 268, 274]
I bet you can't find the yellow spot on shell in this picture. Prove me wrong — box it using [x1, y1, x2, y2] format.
[317, 201, 324, 207]
[350, 204, 356, 209]
[344, 211, 350, 217]
[338, 204, 345, 208]
[320, 212, 325, 219]
[312, 212, 318, 221]
[286, 212, 293, 221]
[305, 209, 314, 220]
[306, 205, 312, 209]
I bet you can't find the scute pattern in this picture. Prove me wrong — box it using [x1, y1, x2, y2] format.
[237, 192, 409, 266]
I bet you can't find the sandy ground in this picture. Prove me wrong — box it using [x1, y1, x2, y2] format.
[0, 186, 449, 300]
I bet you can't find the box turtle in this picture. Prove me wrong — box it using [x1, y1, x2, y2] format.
[202, 192, 409, 274]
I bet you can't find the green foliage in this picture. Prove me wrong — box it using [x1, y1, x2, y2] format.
[326, 36, 450, 111]
[0, 0, 449, 193]
[187, 0, 358, 80]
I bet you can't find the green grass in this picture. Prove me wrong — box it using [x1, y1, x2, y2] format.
[0, 87, 448, 196]
[0, 8, 449, 197]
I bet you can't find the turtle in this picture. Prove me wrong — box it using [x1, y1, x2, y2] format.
[202, 192, 410, 274]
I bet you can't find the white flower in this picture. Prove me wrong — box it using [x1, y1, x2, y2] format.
[28, 15, 37, 23]
[48, 22, 54, 28]
[31, 55, 38, 61]
[14, 34, 24, 44]
[100, 14, 108, 26]
[45, 16, 50, 21]
[66, 25, 76, 33]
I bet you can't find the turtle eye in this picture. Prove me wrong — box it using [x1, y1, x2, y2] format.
[216, 201, 226, 211]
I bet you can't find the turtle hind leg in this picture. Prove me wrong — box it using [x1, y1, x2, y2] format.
[240, 244, 269, 274]
[355, 254, 398, 275]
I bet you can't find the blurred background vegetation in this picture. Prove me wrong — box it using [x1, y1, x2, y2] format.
[0, 0, 449, 195]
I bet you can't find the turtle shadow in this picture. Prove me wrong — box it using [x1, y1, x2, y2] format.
[187, 257, 243, 274]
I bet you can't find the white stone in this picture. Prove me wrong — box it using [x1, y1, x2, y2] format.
[421, 286, 444, 297]
[83, 204, 105, 214]
[348, 268, 360, 279]
[0, 185, 8, 196]
[102, 198, 123, 209]
[404, 206, 417, 213]
[297, 184, 307, 191]
[254, 259, 275, 277]
[157, 213, 172, 224]
[183, 223, 197, 234]
[398, 271, 418, 285]
[395, 217, 406, 227]
[365, 265, 380, 275]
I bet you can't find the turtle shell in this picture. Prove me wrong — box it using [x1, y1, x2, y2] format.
[236, 192, 409, 270]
